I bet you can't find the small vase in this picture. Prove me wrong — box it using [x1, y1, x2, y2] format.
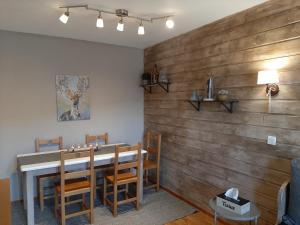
[218, 94, 229, 102]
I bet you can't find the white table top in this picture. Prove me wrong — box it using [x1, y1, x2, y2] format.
[209, 197, 260, 221]
[17, 143, 146, 172]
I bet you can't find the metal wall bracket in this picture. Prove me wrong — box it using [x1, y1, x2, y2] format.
[187, 100, 238, 113]
[141, 82, 170, 94]
[188, 100, 201, 111]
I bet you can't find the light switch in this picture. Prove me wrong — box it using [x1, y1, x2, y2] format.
[267, 136, 277, 145]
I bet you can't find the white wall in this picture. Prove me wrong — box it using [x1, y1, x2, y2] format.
[0, 30, 144, 201]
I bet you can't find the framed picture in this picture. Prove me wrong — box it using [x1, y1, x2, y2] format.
[56, 75, 90, 121]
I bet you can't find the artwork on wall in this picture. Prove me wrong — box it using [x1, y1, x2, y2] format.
[56, 75, 90, 121]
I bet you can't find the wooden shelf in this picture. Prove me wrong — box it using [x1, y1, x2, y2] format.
[187, 99, 239, 113]
[141, 82, 171, 93]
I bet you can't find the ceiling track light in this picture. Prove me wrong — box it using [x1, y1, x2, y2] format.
[138, 20, 145, 35]
[96, 11, 104, 28]
[59, 8, 70, 24]
[166, 18, 175, 29]
[117, 17, 124, 32]
[58, 4, 175, 35]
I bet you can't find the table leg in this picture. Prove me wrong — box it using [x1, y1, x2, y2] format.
[139, 157, 144, 204]
[214, 212, 217, 225]
[26, 171, 34, 225]
[22, 172, 27, 210]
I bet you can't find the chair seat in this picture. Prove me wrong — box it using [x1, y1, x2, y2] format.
[55, 179, 90, 193]
[144, 160, 157, 169]
[105, 172, 137, 184]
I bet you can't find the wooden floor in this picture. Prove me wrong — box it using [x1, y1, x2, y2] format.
[165, 211, 226, 225]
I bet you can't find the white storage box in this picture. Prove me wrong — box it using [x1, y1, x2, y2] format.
[216, 193, 250, 215]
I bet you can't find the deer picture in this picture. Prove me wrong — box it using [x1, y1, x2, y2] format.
[56, 75, 89, 121]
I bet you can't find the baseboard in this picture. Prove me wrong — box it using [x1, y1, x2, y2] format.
[161, 185, 231, 225]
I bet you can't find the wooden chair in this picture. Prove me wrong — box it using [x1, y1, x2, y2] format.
[0, 178, 11, 225]
[85, 133, 108, 146]
[144, 131, 161, 191]
[103, 143, 142, 217]
[36, 136, 63, 211]
[54, 148, 94, 225]
[86, 133, 112, 200]
[276, 180, 290, 225]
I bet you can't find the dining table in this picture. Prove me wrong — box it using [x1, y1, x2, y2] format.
[17, 143, 147, 225]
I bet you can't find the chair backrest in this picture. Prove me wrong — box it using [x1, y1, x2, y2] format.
[276, 180, 290, 225]
[146, 131, 161, 162]
[85, 133, 108, 145]
[59, 149, 94, 197]
[35, 136, 63, 152]
[114, 144, 142, 183]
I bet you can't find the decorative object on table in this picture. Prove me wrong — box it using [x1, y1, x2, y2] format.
[204, 77, 215, 101]
[141, 72, 151, 85]
[150, 64, 160, 84]
[217, 89, 229, 102]
[209, 197, 260, 225]
[216, 188, 250, 215]
[159, 70, 169, 84]
[56, 75, 90, 121]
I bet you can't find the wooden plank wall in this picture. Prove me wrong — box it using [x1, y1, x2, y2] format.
[144, 0, 300, 224]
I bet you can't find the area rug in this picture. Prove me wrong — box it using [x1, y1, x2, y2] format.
[12, 189, 196, 225]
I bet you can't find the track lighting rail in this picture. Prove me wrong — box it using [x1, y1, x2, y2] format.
[59, 4, 174, 23]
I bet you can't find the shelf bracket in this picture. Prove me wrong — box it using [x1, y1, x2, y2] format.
[141, 82, 170, 94]
[158, 82, 170, 93]
[142, 85, 152, 93]
[187, 99, 238, 113]
[220, 101, 237, 113]
[188, 100, 201, 111]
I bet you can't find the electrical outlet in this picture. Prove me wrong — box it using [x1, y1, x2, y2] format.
[267, 136, 277, 145]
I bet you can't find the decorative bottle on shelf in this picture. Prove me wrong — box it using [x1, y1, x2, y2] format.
[204, 77, 215, 101]
[151, 64, 160, 84]
[191, 90, 199, 101]
[159, 72, 169, 84]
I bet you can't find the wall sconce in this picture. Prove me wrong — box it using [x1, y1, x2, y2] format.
[257, 70, 280, 96]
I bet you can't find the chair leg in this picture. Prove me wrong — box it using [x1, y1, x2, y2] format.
[94, 172, 97, 200]
[90, 189, 94, 224]
[145, 169, 149, 184]
[125, 184, 129, 199]
[82, 193, 86, 209]
[156, 167, 160, 191]
[136, 181, 140, 210]
[103, 178, 107, 206]
[54, 191, 58, 218]
[61, 196, 66, 225]
[39, 178, 44, 211]
[113, 184, 118, 217]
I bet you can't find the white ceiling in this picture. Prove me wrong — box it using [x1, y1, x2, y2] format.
[0, 0, 267, 49]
